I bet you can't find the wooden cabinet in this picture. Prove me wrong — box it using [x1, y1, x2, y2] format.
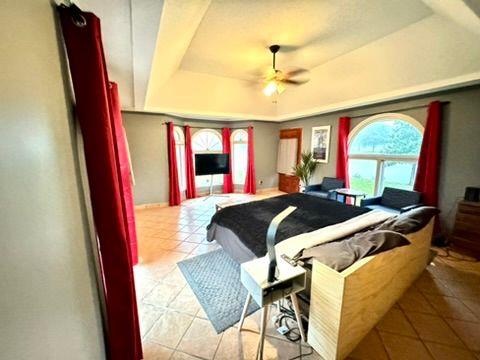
[278, 128, 302, 193]
[451, 201, 480, 258]
[279, 174, 300, 194]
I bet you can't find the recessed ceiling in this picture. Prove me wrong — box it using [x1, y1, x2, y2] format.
[180, 0, 432, 81]
[88, 0, 480, 121]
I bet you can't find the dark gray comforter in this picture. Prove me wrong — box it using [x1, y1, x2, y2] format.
[207, 193, 370, 258]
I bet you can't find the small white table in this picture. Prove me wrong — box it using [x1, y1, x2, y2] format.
[239, 256, 307, 360]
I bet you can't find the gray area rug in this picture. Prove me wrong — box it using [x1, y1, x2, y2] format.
[177, 249, 260, 333]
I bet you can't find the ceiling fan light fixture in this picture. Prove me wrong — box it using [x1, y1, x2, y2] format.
[263, 80, 278, 97]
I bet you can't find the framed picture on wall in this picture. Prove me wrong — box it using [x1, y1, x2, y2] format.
[311, 126, 331, 163]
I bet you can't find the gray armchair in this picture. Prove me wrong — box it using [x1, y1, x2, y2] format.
[360, 187, 422, 214]
[305, 177, 345, 200]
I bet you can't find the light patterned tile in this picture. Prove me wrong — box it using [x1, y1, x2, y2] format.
[142, 341, 174, 359]
[168, 285, 201, 316]
[190, 243, 221, 256]
[398, 287, 437, 315]
[424, 342, 477, 360]
[170, 232, 195, 241]
[462, 299, 480, 320]
[424, 294, 478, 322]
[162, 266, 187, 287]
[171, 351, 203, 360]
[184, 233, 206, 244]
[444, 281, 480, 301]
[143, 282, 184, 308]
[215, 327, 311, 360]
[349, 329, 388, 360]
[379, 332, 433, 360]
[415, 272, 454, 297]
[376, 308, 417, 337]
[404, 312, 464, 347]
[177, 318, 223, 359]
[446, 319, 480, 351]
[134, 274, 158, 300]
[175, 241, 199, 254]
[182, 225, 202, 233]
[146, 310, 194, 348]
[138, 304, 164, 338]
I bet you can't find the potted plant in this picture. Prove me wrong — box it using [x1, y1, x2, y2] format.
[293, 151, 319, 192]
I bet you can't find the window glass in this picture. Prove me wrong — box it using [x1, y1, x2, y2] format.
[350, 120, 422, 156]
[231, 129, 248, 185]
[379, 161, 417, 193]
[174, 127, 186, 191]
[349, 159, 377, 197]
[348, 117, 422, 196]
[192, 130, 222, 152]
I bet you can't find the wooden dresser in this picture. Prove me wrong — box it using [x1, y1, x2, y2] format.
[451, 201, 480, 258]
[278, 128, 302, 193]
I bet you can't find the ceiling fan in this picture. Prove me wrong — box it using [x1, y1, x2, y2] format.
[262, 44, 310, 97]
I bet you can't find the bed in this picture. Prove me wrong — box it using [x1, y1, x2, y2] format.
[207, 193, 435, 360]
[207, 193, 373, 263]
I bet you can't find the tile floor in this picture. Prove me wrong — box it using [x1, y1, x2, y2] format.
[134, 192, 480, 360]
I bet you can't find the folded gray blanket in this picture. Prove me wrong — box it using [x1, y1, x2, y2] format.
[298, 230, 410, 272]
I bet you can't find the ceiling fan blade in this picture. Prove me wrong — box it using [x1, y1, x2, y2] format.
[284, 68, 309, 78]
[282, 79, 310, 85]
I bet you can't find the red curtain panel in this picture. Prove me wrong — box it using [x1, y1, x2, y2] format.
[336, 117, 351, 188]
[109, 83, 138, 265]
[244, 126, 256, 194]
[167, 122, 182, 206]
[185, 126, 196, 199]
[414, 101, 442, 206]
[222, 128, 234, 193]
[58, 6, 142, 360]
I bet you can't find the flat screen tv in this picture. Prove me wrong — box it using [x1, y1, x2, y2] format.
[195, 154, 230, 176]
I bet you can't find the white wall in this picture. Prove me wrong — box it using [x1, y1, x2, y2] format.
[0, 1, 105, 358]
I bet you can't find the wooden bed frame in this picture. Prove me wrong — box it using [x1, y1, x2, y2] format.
[307, 219, 434, 360]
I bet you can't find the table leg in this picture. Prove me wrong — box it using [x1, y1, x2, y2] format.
[238, 293, 251, 332]
[290, 294, 306, 343]
[257, 306, 269, 360]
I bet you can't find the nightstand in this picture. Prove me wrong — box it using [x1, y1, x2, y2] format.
[239, 255, 307, 359]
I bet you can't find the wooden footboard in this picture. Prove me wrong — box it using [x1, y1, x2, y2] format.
[308, 220, 434, 360]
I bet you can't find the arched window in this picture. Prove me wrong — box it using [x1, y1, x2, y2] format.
[191, 129, 223, 188]
[231, 129, 248, 185]
[173, 126, 186, 191]
[348, 113, 423, 197]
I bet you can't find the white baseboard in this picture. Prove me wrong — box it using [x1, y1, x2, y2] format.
[134, 202, 168, 210]
[134, 187, 280, 210]
[256, 187, 279, 194]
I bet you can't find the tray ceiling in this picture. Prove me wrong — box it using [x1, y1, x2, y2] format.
[85, 0, 480, 121]
[180, 0, 432, 81]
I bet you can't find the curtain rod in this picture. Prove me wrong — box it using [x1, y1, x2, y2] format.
[348, 101, 450, 120]
[58, 2, 87, 27]
[162, 122, 251, 130]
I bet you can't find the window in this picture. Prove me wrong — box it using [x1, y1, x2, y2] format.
[173, 126, 186, 191]
[348, 114, 423, 197]
[191, 129, 223, 188]
[231, 129, 248, 185]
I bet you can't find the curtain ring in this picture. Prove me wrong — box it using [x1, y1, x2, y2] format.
[72, 13, 87, 28]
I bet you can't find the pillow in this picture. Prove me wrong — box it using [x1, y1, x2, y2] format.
[298, 230, 410, 272]
[376, 206, 439, 234]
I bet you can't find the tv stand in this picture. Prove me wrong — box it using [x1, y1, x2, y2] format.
[203, 174, 229, 201]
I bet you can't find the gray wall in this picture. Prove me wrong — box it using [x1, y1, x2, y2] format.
[280, 85, 480, 230]
[0, 1, 105, 359]
[123, 86, 480, 232]
[122, 112, 279, 205]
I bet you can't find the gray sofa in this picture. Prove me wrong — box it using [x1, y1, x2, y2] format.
[360, 187, 422, 214]
[305, 177, 345, 200]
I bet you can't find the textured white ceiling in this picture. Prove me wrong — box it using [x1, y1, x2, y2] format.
[86, 0, 480, 120]
[180, 0, 432, 81]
